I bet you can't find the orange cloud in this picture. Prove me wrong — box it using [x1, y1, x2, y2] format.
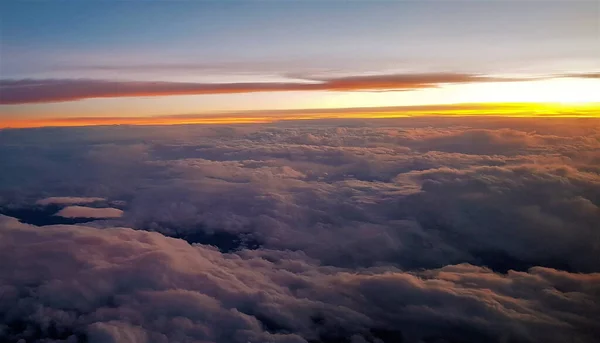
[0, 73, 526, 105]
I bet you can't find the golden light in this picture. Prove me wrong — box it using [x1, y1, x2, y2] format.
[307, 76, 600, 114]
[446, 77, 600, 105]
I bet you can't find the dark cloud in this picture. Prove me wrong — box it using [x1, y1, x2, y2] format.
[0, 73, 524, 104]
[36, 196, 106, 206]
[0, 118, 599, 342]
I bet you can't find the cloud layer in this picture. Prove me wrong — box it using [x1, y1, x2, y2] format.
[0, 117, 599, 342]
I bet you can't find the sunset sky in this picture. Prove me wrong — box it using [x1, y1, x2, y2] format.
[1, 1, 599, 127]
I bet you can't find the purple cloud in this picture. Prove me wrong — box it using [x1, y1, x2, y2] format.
[0, 117, 599, 342]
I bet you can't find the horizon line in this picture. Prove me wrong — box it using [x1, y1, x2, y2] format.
[3, 102, 600, 129]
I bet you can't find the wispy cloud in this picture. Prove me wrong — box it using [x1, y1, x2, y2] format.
[563, 72, 600, 79]
[0, 73, 528, 104]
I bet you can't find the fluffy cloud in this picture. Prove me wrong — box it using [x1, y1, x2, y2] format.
[0, 117, 599, 342]
[1, 215, 598, 343]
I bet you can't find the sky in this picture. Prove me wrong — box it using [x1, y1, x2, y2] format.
[0, 1, 599, 127]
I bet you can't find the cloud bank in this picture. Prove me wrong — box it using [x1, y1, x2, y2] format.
[0, 117, 599, 342]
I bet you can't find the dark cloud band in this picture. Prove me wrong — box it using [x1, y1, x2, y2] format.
[0, 73, 528, 104]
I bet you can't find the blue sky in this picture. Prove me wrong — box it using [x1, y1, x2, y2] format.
[3, 1, 598, 78]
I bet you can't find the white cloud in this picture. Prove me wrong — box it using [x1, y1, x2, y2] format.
[55, 206, 123, 218]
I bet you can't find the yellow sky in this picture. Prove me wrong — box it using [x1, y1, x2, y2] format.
[3, 102, 599, 129]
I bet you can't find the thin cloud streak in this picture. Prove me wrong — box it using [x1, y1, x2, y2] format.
[2, 103, 599, 129]
[0, 73, 529, 104]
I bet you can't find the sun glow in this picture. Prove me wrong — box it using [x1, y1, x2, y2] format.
[308, 77, 600, 113]
[447, 78, 600, 105]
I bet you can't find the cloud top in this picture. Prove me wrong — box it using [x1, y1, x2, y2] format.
[0, 118, 599, 342]
[1, 214, 599, 343]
